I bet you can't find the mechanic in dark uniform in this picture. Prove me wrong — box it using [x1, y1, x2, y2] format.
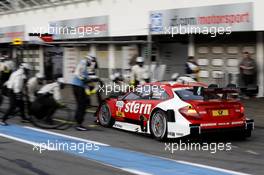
[30, 78, 64, 124]
[70, 55, 92, 131]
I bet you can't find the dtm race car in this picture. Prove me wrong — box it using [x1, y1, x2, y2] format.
[97, 81, 254, 140]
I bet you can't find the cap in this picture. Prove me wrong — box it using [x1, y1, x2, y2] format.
[171, 73, 179, 80]
[85, 55, 95, 62]
[57, 77, 65, 84]
[136, 57, 144, 63]
[36, 73, 44, 79]
[20, 63, 32, 70]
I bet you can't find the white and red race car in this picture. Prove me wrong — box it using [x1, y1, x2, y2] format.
[97, 81, 254, 140]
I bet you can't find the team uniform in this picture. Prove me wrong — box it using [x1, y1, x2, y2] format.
[30, 80, 63, 123]
[27, 73, 44, 103]
[185, 61, 200, 80]
[1, 64, 31, 125]
[0, 59, 14, 89]
[70, 58, 90, 130]
[130, 57, 149, 86]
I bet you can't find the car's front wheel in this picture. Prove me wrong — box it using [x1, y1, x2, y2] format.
[98, 103, 115, 127]
[150, 110, 168, 141]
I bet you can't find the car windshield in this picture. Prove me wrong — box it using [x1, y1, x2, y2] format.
[175, 89, 220, 101]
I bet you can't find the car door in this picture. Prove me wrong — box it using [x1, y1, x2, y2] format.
[131, 85, 170, 121]
[114, 91, 142, 120]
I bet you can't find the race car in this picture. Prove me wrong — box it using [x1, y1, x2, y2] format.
[97, 81, 254, 140]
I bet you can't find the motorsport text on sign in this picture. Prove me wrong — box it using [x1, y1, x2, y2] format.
[150, 2, 253, 35]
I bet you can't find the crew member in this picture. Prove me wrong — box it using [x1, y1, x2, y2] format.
[30, 78, 64, 124]
[70, 55, 92, 131]
[185, 56, 200, 80]
[27, 73, 45, 103]
[0, 63, 32, 125]
[0, 54, 14, 89]
[130, 57, 149, 86]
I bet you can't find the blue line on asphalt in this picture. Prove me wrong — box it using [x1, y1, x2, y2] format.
[0, 125, 236, 175]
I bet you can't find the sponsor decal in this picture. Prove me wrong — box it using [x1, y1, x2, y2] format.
[116, 111, 125, 118]
[116, 101, 125, 117]
[124, 102, 152, 115]
[113, 123, 122, 129]
[218, 122, 230, 126]
[231, 121, 244, 125]
[150, 13, 163, 32]
[168, 132, 176, 137]
[176, 133, 184, 136]
[116, 101, 124, 109]
[201, 123, 217, 127]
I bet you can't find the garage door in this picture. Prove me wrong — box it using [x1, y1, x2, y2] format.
[195, 44, 256, 87]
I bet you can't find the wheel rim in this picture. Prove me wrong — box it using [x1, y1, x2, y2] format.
[151, 112, 166, 138]
[99, 104, 111, 125]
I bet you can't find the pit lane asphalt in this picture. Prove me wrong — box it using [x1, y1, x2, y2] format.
[0, 97, 263, 175]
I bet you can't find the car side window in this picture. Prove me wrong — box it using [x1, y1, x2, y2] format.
[124, 92, 141, 100]
[160, 91, 170, 100]
[134, 85, 152, 100]
[124, 85, 169, 100]
[151, 86, 169, 100]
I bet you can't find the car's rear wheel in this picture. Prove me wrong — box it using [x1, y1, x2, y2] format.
[98, 103, 115, 127]
[150, 110, 167, 141]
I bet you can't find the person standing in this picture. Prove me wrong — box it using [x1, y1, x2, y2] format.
[240, 52, 257, 86]
[239, 52, 257, 98]
[130, 57, 149, 86]
[45, 57, 53, 82]
[0, 63, 32, 125]
[0, 54, 14, 89]
[70, 55, 92, 131]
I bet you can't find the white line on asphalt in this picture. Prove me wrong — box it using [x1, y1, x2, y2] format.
[24, 126, 109, 146]
[245, 150, 259, 155]
[0, 133, 55, 151]
[121, 168, 152, 175]
[0, 133, 39, 146]
[176, 160, 251, 175]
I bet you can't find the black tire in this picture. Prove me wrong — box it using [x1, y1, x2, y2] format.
[244, 129, 252, 138]
[98, 103, 115, 127]
[150, 110, 168, 141]
[233, 129, 252, 140]
[31, 106, 74, 130]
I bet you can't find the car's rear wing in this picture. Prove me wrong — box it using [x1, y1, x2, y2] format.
[193, 84, 258, 96]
